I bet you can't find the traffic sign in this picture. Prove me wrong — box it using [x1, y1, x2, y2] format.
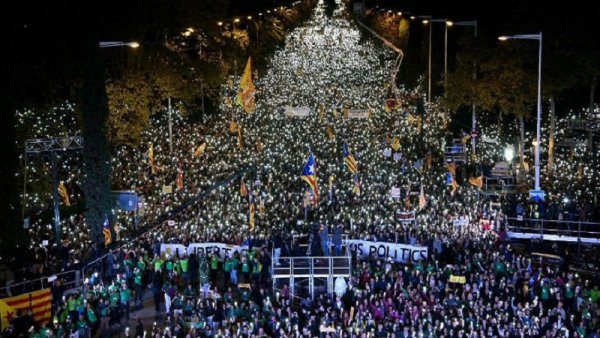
[529, 189, 545, 201]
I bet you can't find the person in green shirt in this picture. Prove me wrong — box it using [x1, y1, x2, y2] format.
[180, 255, 190, 284]
[76, 314, 89, 337]
[134, 267, 144, 308]
[230, 255, 239, 286]
[86, 303, 99, 334]
[224, 257, 232, 286]
[210, 254, 220, 284]
[241, 257, 251, 284]
[121, 283, 132, 321]
[67, 295, 78, 321]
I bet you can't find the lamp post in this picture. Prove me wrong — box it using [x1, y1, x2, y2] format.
[99, 41, 140, 48]
[419, 16, 432, 104]
[498, 32, 543, 191]
[453, 20, 478, 153]
[421, 17, 450, 103]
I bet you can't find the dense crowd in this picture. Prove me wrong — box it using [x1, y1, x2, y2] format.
[3, 0, 600, 337]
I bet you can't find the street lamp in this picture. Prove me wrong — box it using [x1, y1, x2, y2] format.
[453, 20, 478, 153]
[498, 32, 543, 191]
[99, 41, 140, 48]
[419, 16, 432, 104]
[420, 17, 449, 104]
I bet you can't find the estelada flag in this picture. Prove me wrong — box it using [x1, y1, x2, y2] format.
[0, 289, 52, 330]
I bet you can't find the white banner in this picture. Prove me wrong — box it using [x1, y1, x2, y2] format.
[395, 210, 415, 223]
[344, 240, 428, 263]
[390, 187, 401, 198]
[347, 109, 370, 119]
[283, 106, 310, 117]
[452, 218, 469, 227]
[160, 243, 250, 259]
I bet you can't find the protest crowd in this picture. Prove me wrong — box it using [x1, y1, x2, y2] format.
[3, 0, 599, 337]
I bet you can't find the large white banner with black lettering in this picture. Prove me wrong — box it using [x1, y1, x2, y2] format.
[344, 240, 428, 263]
[160, 243, 249, 259]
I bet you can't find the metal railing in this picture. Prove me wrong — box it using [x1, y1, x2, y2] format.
[506, 217, 600, 244]
[0, 269, 80, 298]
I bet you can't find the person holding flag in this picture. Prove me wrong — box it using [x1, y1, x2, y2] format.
[248, 194, 256, 230]
[103, 214, 112, 246]
[301, 151, 318, 207]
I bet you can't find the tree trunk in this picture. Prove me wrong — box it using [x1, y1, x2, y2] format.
[81, 40, 113, 245]
[547, 97, 556, 177]
[590, 76, 596, 116]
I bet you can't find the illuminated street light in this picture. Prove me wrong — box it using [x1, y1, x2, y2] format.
[99, 41, 139, 48]
[499, 32, 543, 191]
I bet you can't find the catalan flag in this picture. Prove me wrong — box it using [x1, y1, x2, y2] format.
[58, 181, 70, 206]
[391, 137, 401, 152]
[237, 56, 256, 113]
[248, 194, 256, 229]
[103, 216, 112, 246]
[193, 143, 206, 157]
[0, 289, 52, 330]
[468, 176, 484, 189]
[343, 143, 358, 174]
[147, 143, 156, 174]
[301, 152, 318, 206]
[352, 175, 361, 196]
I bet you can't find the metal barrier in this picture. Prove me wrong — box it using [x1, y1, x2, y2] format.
[506, 217, 600, 245]
[0, 269, 80, 298]
[272, 255, 352, 300]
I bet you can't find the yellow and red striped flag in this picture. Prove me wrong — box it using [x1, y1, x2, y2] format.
[58, 181, 70, 206]
[0, 289, 52, 329]
[468, 176, 484, 189]
[237, 56, 256, 113]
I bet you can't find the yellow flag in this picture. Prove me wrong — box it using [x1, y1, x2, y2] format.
[392, 137, 401, 151]
[237, 56, 256, 113]
[237, 127, 243, 149]
[58, 181, 70, 206]
[229, 119, 239, 134]
[326, 126, 334, 140]
[344, 106, 349, 119]
[193, 143, 207, 157]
